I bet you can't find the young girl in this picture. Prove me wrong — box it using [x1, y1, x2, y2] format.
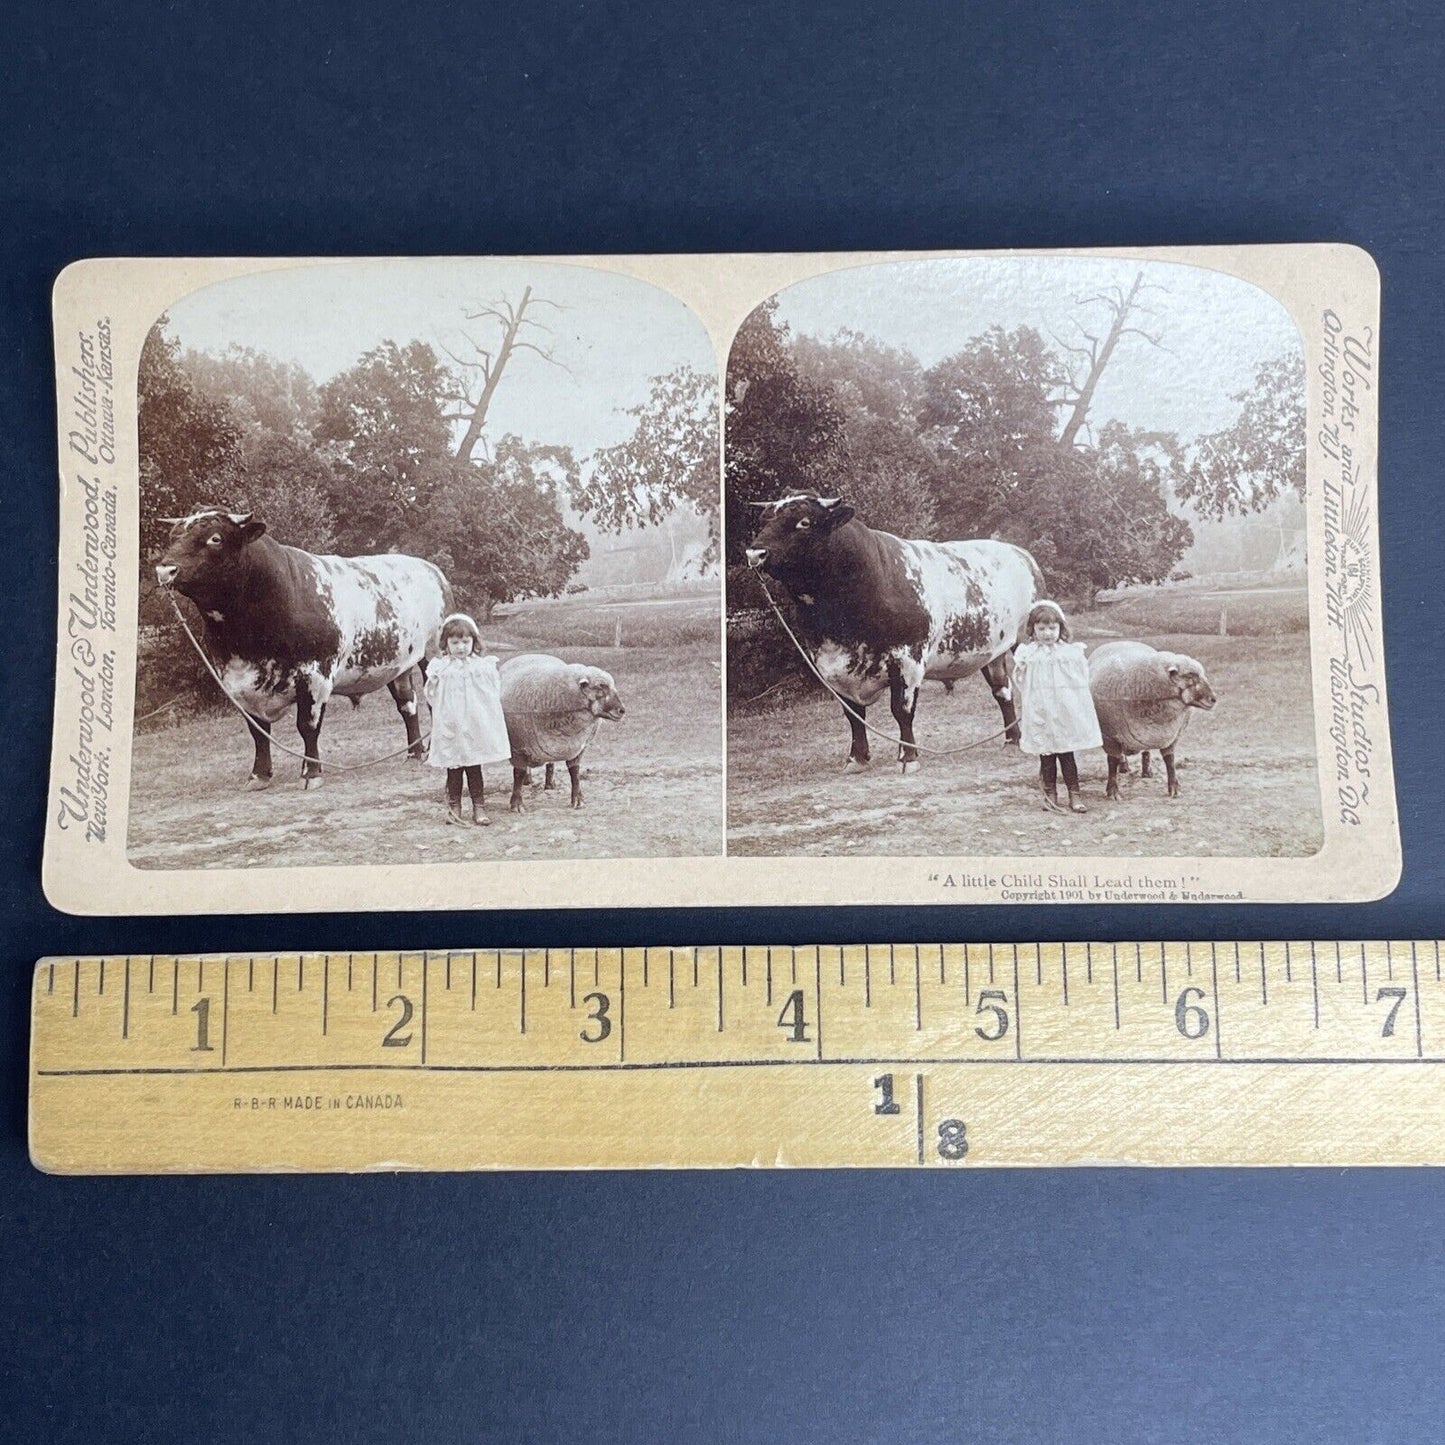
[424, 613, 512, 825]
[1013, 600, 1101, 815]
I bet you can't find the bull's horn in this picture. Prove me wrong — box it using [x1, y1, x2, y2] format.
[817, 496, 843, 508]
[156, 516, 186, 525]
[227, 511, 254, 526]
[746, 501, 775, 509]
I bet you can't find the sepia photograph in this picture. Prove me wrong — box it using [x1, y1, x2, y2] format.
[124, 259, 722, 869]
[726, 256, 1321, 859]
[43, 248, 1391, 913]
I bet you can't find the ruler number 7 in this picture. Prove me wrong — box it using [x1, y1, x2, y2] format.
[1375, 986, 1408, 1038]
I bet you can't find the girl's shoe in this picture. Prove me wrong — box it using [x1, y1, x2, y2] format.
[445, 800, 469, 825]
[472, 807, 491, 827]
[1040, 784, 1067, 815]
[1067, 790, 1088, 814]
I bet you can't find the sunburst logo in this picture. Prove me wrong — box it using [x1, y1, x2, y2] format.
[1331, 487, 1375, 667]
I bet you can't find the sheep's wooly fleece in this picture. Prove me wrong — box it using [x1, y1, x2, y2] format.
[500, 653, 607, 766]
[1089, 640, 1204, 756]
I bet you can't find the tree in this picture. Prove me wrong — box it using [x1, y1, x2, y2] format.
[724, 298, 845, 565]
[410, 438, 588, 617]
[443, 288, 567, 464]
[575, 364, 720, 564]
[1054, 272, 1164, 449]
[918, 326, 1066, 539]
[792, 331, 940, 539]
[313, 340, 456, 552]
[137, 316, 241, 552]
[184, 344, 319, 444]
[1176, 352, 1307, 518]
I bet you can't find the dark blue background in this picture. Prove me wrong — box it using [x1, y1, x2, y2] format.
[4, 3, 1442, 1439]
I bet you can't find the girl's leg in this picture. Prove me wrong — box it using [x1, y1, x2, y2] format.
[445, 768, 467, 823]
[1039, 755, 1064, 813]
[464, 765, 490, 825]
[1059, 752, 1087, 813]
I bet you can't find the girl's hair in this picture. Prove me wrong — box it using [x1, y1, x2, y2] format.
[1026, 601, 1071, 641]
[439, 613, 482, 653]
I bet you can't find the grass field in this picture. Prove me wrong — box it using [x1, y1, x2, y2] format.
[727, 623, 1323, 860]
[127, 590, 723, 869]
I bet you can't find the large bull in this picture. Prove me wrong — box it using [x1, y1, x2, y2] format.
[155, 509, 452, 789]
[745, 494, 1043, 773]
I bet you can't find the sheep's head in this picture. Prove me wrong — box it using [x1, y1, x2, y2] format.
[1166, 655, 1217, 711]
[577, 667, 625, 721]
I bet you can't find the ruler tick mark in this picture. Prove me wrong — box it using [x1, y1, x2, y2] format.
[815, 949, 824, 1061]
[739, 949, 745, 987]
[716, 949, 724, 1032]
[1284, 942, 1292, 983]
[1259, 943, 1267, 1006]
[48, 963, 54, 995]
[222, 959, 230, 1066]
[889, 945, 896, 987]
[248, 958, 254, 993]
[1385, 942, 1394, 982]
[174, 960, 180, 1016]
[914, 948, 922, 1031]
[520, 953, 527, 1035]
[72, 960, 80, 1018]
[1310, 942, 1320, 1030]
[98, 959, 105, 996]
[1086, 943, 1093, 985]
[446, 954, 452, 991]
[273, 958, 279, 1015]
[668, 950, 675, 1009]
[1138, 942, 1144, 984]
[864, 948, 871, 1008]
[766, 947, 773, 1007]
[1411, 942, 1424, 1058]
[474, 953, 480, 1011]
[1161, 944, 1168, 1007]
[790, 950, 797, 986]
[1112, 947, 1121, 1030]
[1210, 943, 1223, 1059]
[148, 958, 155, 994]
[347, 956, 352, 992]
[939, 945, 946, 986]
[1062, 945, 1070, 1007]
[322, 956, 329, 1036]
[372, 958, 378, 1012]
[122, 959, 130, 1039]
[421, 952, 429, 1064]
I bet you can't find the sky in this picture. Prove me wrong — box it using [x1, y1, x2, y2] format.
[164, 258, 715, 458]
[772, 254, 1303, 441]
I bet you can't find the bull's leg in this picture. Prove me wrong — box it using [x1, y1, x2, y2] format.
[842, 701, 870, 773]
[294, 675, 330, 789]
[889, 665, 922, 775]
[387, 672, 427, 760]
[1162, 746, 1180, 798]
[1105, 751, 1123, 801]
[509, 765, 529, 812]
[567, 756, 584, 808]
[1139, 751, 1152, 779]
[245, 714, 274, 791]
[544, 763, 558, 791]
[981, 654, 1020, 744]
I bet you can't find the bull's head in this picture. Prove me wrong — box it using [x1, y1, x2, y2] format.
[155, 509, 268, 602]
[578, 667, 626, 721]
[1166, 655, 1217, 711]
[744, 494, 855, 585]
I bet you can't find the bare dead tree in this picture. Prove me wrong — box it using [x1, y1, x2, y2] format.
[1051, 272, 1166, 449]
[441, 286, 570, 462]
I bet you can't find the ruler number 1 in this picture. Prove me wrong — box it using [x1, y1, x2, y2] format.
[190, 997, 214, 1053]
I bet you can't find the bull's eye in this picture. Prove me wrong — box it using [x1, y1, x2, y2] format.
[795, 518, 812, 530]
[206, 533, 223, 548]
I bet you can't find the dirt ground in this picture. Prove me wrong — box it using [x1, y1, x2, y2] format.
[127, 619, 723, 868]
[726, 630, 1324, 859]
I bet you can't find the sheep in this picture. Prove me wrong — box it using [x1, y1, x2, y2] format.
[1087, 640, 1217, 801]
[499, 653, 626, 811]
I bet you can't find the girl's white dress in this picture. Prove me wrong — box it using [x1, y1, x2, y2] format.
[1014, 639, 1103, 756]
[424, 655, 512, 769]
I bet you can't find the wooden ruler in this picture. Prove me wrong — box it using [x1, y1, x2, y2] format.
[29, 942, 1445, 1173]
